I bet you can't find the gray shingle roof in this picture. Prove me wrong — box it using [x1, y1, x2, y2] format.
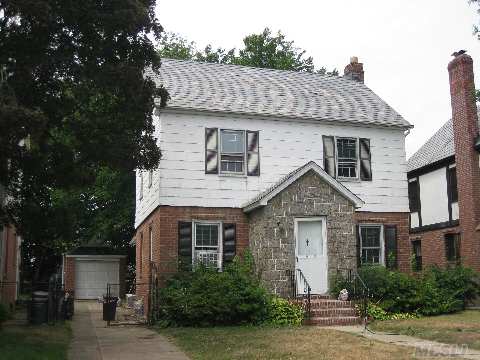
[407, 115, 480, 173]
[147, 58, 412, 129]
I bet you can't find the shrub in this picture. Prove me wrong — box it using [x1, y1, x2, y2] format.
[266, 297, 304, 326]
[158, 253, 269, 326]
[365, 303, 418, 321]
[0, 303, 9, 325]
[331, 265, 480, 317]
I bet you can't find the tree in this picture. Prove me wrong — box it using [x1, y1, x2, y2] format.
[0, 0, 168, 281]
[158, 28, 338, 75]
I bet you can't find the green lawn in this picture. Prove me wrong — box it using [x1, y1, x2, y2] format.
[370, 310, 480, 350]
[158, 326, 435, 360]
[0, 322, 71, 360]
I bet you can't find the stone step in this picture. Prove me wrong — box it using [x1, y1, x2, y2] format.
[309, 307, 358, 317]
[306, 316, 361, 326]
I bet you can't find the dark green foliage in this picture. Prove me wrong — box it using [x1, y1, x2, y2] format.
[158, 254, 269, 326]
[158, 28, 338, 75]
[0, 0, 167, 280]
[332, 266, 479, 316]
[0, 303, 9, 324]
[266, 297, 304, 326]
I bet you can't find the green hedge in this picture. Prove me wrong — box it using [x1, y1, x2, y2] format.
[332, 265, 479, 316]
[158, 252, 303, 327]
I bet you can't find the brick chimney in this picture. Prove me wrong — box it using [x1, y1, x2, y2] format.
[448, 52, 480, 270]
[344, 56, 364, 83]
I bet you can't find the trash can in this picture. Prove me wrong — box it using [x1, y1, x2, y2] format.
[63, 293, 74, 320]
[103, 297, 118, 321]
[30, 291, 49, 324]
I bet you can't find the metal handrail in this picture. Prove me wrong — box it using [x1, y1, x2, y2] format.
[287, 269, 312, 320]
[346, 269, 370, 328]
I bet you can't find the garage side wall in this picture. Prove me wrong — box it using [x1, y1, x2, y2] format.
[63, 256, 75, 294]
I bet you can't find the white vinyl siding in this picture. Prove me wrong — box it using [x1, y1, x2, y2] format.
[135, 111, 409, 227]
[418, 167, 450, 226]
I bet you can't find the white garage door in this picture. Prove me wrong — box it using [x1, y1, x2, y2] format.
[75, 260, 119, 299]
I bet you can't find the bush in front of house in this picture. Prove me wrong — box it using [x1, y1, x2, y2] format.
[158, 253, 270, 326]
[0, 303, 10, 326]
[266, 297, 304, 326]
[332, 265, 479, 317]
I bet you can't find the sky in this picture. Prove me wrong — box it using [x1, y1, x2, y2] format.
[155, 0, 480, 157]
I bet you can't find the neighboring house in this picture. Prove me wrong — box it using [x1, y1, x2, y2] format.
[134, 57, 413, 307]
[0, 187, 21, 309]
[407, 53, 480, 272]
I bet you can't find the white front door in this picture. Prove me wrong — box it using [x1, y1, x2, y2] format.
[295, 217, 328, 294]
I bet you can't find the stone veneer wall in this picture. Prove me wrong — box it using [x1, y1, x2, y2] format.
[248, 170, 356, 297]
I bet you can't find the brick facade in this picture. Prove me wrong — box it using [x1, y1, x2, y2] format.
[1, 224, 20, 309]
[134, 206, 250, 310]
[248, 170, 357, 297]
[63, 256, 75, 294]
[354, 212, 410, 273]
[448, 54, 480, 271]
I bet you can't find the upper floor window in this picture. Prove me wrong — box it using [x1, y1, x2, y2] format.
[148, 170, 153, 188]
[205, 128, 260, 176]
[337, 138, 358, 178]
[323, 136, 371, 180]
[408, 180, 420, 213]
[139, 171, 143, 200]
[220, 130, 245, 174]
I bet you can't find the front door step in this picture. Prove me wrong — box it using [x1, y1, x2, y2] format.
[295, 294, 361, 326]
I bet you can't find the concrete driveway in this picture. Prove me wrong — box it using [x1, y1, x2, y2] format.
[68, 301, 190, 360]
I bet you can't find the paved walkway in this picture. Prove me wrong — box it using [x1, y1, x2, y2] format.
[330, 325, 480, 359]
[68, 301, 190, 360]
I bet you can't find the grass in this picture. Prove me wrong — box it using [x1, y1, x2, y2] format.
[0, 322, 72, 360]
[370, 310, 480, 350]
[157, 325, 436, 360]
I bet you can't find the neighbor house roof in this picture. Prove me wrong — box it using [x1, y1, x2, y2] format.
[147, 58, 412, 129]
[242, 161, 364, 213]
[407, 115, 480, 173]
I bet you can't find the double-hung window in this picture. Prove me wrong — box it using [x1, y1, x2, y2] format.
[359, 225, 384, 265]
[336, 138, 358, 178]
[323, 136, 371, 180]
[220, 130, 245, 174]
[193, 222, 221, 269]
[445, 233, 461, 264]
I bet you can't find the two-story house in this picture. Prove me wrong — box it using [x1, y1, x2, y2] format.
[407, 52, 480, 272]
[134, 57, 413, 306]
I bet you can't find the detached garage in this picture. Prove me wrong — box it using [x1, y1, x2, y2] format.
[63, 246, 126, 300]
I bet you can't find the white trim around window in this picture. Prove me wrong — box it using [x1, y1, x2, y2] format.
[219, 129, 246, 175]
[359, 224, 384, 265]
[139, 171, 143, 200]
[192, 220, 223, 269]
[335, 137, 359, 180]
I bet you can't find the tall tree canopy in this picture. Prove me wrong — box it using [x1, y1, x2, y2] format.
[158, 28, 338, 75]
[0, 0, 167, 280]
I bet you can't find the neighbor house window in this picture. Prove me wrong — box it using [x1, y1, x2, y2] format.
[408, 179, 420, 213]
[359, 225, 383, 265]
[149, 226, 153, 262]
[447, 167, 458, 203]
[220, 130, 245, 173]
[445, 233, 461, 263]
[139, 171, 143, 200]
[193, 222, 221, 268]
[412, 240, 422, 271]
[337, 138, 358, 178]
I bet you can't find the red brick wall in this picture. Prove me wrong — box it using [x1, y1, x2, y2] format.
[134, 206, 250, 311]
[354, 212, 410, 273]
[409, 225, 461, 270]
[63, 256, 75, 295]
[448, 54, 480, 271]
[1, 224, 19, 308]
